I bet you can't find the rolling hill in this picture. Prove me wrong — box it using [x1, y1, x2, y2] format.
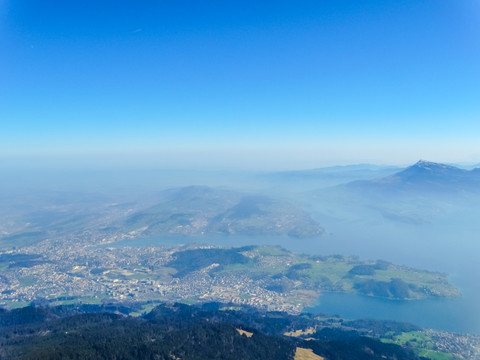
[116, 186, 325, 238]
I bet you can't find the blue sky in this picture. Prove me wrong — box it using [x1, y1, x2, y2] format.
[1, 0, 480, 169]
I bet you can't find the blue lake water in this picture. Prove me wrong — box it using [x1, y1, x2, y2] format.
[110, 229, 480, 335]
[306, 292, 477, 334]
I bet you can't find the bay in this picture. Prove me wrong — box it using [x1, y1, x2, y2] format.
[109, 227, 480, 335]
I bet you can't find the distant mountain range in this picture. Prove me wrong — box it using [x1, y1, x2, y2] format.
[277, 164, 402, 178]
[346, 160, 480, 195]
[309, 160, 480, 224]
[115, 186, 324, 238]
[3, 160, 477, 247]
[264, 164, 403, 190]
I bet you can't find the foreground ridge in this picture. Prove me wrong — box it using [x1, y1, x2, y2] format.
[2, 302, 478, 360]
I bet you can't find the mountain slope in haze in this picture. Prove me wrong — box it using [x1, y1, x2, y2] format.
[117, 186, 324, 238]
[361, 160, 480, 194]
[310, 160, 480, 224]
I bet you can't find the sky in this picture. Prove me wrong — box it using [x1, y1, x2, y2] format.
[1, 0, 480, 170]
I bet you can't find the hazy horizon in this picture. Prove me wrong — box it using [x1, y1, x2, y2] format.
[2, 154, 480, 173]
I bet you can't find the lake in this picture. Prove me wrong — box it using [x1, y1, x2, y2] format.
[110, 220, 480, 335]
[306, 292, 478, 334]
